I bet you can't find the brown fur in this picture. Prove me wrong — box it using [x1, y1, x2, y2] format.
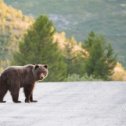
[0, 64, 48, 103]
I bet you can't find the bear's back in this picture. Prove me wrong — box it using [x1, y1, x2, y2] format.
[0, 65, 34, 86]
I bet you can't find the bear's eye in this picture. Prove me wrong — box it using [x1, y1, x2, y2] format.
[44, 65, 48, 68]
[35, 64, 39, 69]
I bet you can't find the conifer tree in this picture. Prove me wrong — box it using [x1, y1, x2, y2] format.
[64, 37, 85, 76]
[13, 15, 67, 81]
[84, 32, 117, 80]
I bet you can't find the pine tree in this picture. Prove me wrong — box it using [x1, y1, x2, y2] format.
[64, 37, 85, 76]
[84, 32, 117, 80]
[13, 15, 67, 81]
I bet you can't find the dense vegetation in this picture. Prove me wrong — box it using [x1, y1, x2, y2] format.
[83, 32, 117, 80]
[13, 15, 117, 81]
[0, 1, 126, 81]
[13, 16, 67, 81]
[0, 1, 33, 70]
[5, 0, 126, 67]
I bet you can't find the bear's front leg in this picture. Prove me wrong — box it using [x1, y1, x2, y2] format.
[24, 84, 36, 103]
[30, 94, 38, 102]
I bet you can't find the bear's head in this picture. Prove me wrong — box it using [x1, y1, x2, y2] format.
[34, 64, 48, 81]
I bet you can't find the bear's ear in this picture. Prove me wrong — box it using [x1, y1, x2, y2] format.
[35, 64, 39, 70]
[44, 64, 48, 68]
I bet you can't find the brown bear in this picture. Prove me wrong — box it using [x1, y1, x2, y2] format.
[0, 64, 48, 103]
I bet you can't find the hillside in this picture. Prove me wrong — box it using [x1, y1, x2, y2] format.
[0, 1, 33, 70]
[5, 0, 126, 67]
[53, 32, 88, 58]
[0, 1, 85, 71]
[0, 82, 126, 126]
[0, 1, 126, 80]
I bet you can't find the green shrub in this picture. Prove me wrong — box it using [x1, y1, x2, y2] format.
[65, 74, 102, 81]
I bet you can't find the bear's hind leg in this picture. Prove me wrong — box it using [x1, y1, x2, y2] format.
[11, 92, 21, 103]
[9, 84, 21, 103]
[0, 89, 8, 103]
[0, 84, 8, 103]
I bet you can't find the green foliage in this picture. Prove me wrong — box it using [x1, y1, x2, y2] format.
[66, 55, 85, 76]
[64, 37, 85, 76]
[65, 74, 101, 81]
[0, 1, 32, 71]
[6, 0, 126, 67]
[83, 32, 117, 80]
[13, 15, 67, 81]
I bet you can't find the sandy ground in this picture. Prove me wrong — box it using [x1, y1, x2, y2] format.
[0, 81, 126, 126]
